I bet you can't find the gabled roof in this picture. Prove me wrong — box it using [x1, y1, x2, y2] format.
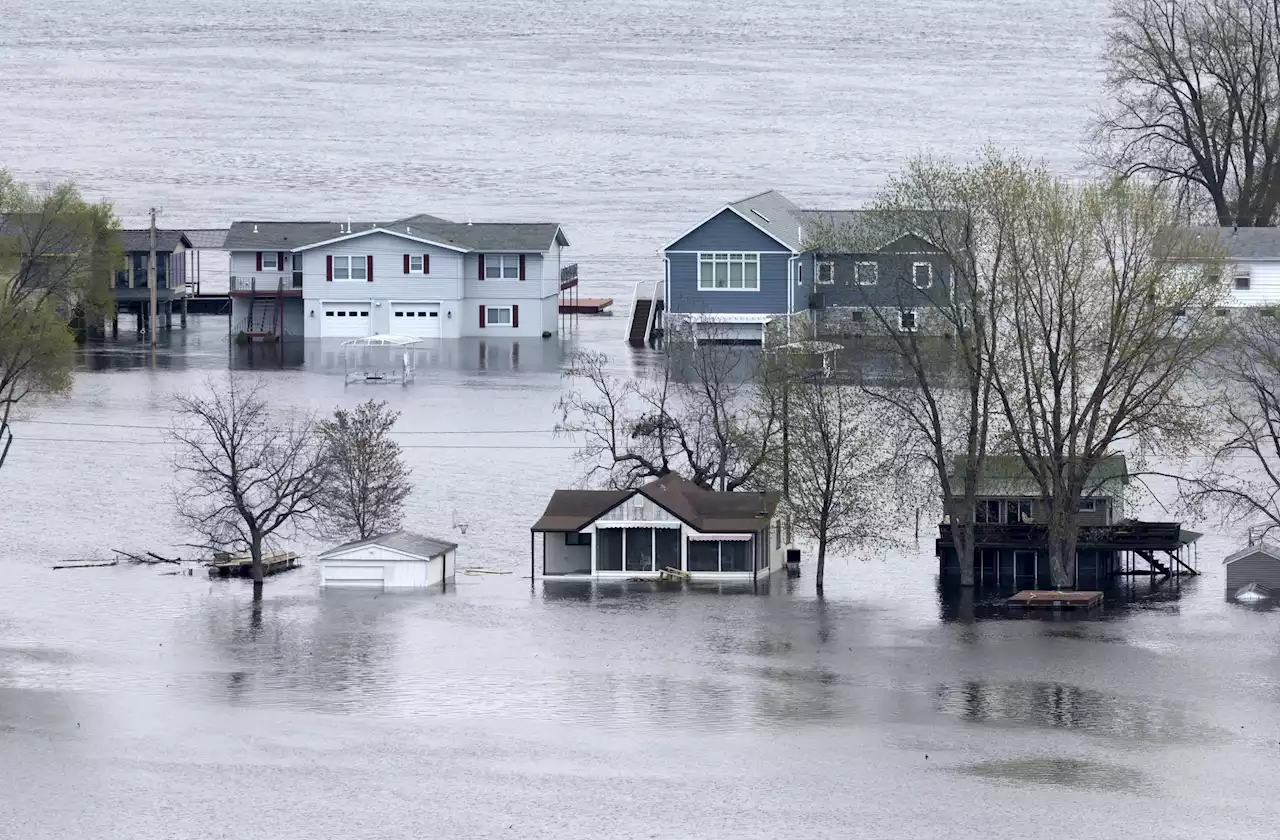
[1223, 542, 1280, 565]
[946, 454, 1130, 497]
[319, 530, 458, 560]
[183, 228, 231, 249]
[799, 210, 960, 253]
[664, 190, 803, 253]
[224, 221, 358, 251]
[1182, 226, 1280, 262]
[531, 472, 780, 533]
[119, 229, 192, 253]
[391, 215, 568, 251]
[292, 226, 471, 253]
[222, 216, 567, 253]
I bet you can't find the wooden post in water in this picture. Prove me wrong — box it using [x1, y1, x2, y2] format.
[148, 207, 158, 349]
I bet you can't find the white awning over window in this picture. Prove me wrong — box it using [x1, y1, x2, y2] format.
[687, 533, 753, 541]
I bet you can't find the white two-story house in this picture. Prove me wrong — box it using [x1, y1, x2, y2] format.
[222, 213, 569, 340]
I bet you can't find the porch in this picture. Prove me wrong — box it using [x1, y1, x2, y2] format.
[533, 526, 770, 581]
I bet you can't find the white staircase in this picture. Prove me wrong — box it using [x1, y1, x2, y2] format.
[624, 279, 664, 346]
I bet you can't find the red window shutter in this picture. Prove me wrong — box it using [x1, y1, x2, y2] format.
[326, 255, 333, 281]
[367, 255, 373, 282]
[423, 254, 430, 274]
[479, 305, 486, 328]
[256, 252, 262, 271]
[277, 251, 285, 270]
[478, 254, 485, 280]
[519, 254, 526, 281]
[512, 304, 519, 328]
[403, 254, 410, 273]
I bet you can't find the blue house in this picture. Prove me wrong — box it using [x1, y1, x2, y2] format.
[639, 190, 959, 345]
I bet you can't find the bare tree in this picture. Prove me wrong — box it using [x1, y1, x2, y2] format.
[0, 173, 119, 471]
[990, 173, 1226, 587]
[555, 330, 786, 490]
[1166, 312, 1280, 535]
[767, 361, 913, 592]
[171, 375, 327, 599]
[803, 149, 1023, 586]
[316, 399, 412, 540]
[1097, 0, 1280, 226]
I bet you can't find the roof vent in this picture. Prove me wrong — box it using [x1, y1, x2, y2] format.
[751, 209, 771, 223]
[252, 223, 259, 234]
[466, 217, 473, 227]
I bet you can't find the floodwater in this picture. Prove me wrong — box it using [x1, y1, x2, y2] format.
[3, 1, 1280, 838]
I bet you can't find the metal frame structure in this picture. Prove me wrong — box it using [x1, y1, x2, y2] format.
[341, 334, 423, 386]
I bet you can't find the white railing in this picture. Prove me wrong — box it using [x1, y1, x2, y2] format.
[623, 278, 665, 343]
[230, 274, 304, 293]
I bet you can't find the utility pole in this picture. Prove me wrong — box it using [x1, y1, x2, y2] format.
[149, 207, 158, 349]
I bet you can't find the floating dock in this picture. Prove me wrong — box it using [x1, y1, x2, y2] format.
[1007, 590, 1104, 610]
[207, 551, 301, 579]
[560, 297, 612, 314]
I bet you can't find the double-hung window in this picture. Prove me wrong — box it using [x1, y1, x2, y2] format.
[262, 252, 279, 271]
[912, 262, 933, 288]
[855, 261, 878, 285]
[410, 255, 425, 274]
[485, 255, 520, 279]
[817, 261, 835, 285]
[698, 253, 759, 291]
[332, 255, 367, 281]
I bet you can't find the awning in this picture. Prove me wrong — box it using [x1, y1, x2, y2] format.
[687, 533, 753, 541]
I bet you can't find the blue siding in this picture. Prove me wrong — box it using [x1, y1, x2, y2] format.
[793, 253, 814, 313]
[814, 252, 953, 309]
[667, 208, 792, 253]
[668, 252, 791, 315]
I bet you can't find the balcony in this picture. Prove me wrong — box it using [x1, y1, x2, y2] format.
[936, 521, 1192, 551]
[230, 274, 304, 296]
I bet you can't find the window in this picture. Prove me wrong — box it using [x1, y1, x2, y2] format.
[855, 262, 878, 285]
[898, 310, 918, 331]
[293, 253, 304, 271]
[1215, 308, 1231, 317]
[817, 261, 835, 285]
[1235, 274, 1251, 290]
[262, 252, 278, 270]
[976, 500, 1002, 523]
[565, 532, 592, 546]
[1005, 500, 1033, 524]
[685, 538, 754, 572]
[850, 308, 866, 323]
[1079, 499, 1098, 513]
[485, 255, 520, 279]
[912, 262, 933, 288]
[597, 529, 624, 571]
[698, 253, 759, 291]
[410, 255, 425, 274]
[332, 255, 367, 281]
[486, 306, 513, 326]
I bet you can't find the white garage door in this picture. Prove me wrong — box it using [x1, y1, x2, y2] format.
[321, 303, 371, 338]
[322, 563, 385, 587]
[391, 303, 441, 338]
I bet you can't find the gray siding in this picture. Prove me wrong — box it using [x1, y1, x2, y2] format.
[794, 253, 814, 313]
[463, 253, 555, 300]
[667, 208, 793, 253]
[1225, 555, 1280, 592]
[813, 251, 953, 310]
[952, 496, 1113, 526]
[666, 252, 791, 315]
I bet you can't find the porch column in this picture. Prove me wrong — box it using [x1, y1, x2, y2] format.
[591, 528, 597, 575]
[529, 530, 535, 586]
[679, 526, 687, 572]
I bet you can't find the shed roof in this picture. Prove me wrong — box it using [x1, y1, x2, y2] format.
[319, 530, 458, 560]
[119, 229, 192, 253]
[1182, 226, 1280, 261]
[1222, 542, 1280, 565]
[531, 473, 780, 533]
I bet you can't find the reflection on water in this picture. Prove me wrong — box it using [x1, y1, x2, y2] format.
[955, 757, 1154, 793]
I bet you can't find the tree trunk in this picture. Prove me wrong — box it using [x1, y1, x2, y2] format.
[1046, 507, 1077, 589]
[250, 536, 265, 601]
[955, 523, 976, 588]
[815, 539, 826, 595]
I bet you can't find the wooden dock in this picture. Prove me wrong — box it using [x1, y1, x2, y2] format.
[1007, 590, 1104, 610]
[207, 551, 301, 579]
[560, 297, 612, 314]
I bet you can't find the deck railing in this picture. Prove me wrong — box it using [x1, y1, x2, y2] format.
[936, 521, 1186, 550]
[230, 275, 303, 293]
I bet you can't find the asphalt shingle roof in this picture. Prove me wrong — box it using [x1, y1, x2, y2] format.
[947, 454, 1130, 497]
[320, 530, 458, 560]
[728, 190, 805, 251]
[119, 229, 192, 253]
[183, 228, 231, 249]
[531, 473, 780, 533]
[1183, 226, 1280, 261]
[222, 216, 567, 253]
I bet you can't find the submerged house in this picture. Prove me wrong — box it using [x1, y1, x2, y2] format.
[115, 229, 192, 328]
[936, 455, 1200, 589]
[1223, 543, 1280, 601]
[222, 214, 569, 340]
[641, 190, 962, 345]
[530, 473, 784, 580]
[318, 530, 458, 589]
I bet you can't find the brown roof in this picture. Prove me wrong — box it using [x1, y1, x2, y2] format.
[531, 473, 780, 533]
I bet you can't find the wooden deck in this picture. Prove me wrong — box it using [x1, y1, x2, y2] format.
[560, 297, 612, 314]
[207, 551, 301, 579]
[1007, 590, 1104, 610]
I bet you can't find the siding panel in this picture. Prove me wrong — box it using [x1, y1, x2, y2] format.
[667, 209, 793, 253]
[667, 252, 791, 315]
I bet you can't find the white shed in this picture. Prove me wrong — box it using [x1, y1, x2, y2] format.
[318, 531, 458, 589]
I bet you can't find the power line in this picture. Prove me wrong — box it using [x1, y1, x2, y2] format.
[10, 418, 558, 435]
[11, 436, 577, 450]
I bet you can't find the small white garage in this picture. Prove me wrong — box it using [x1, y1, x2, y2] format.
[318, 530, 458, 589]
[390, 303, 442, 338]
[321, 302, 371, 338]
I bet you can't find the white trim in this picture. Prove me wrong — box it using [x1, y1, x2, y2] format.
[856, 261, 878, 285]
[292, 227, 470, 253]
[593, 520, 681, 528]
[662, 205, 799, 253]
[261, 251, 280, 270]
[912, 261, 933, 289]
[408, 254, 426, 274]
[669, 313, 775, 324]
[686, 532, 754, 541]
[331, 254, 368, 281]
[484, 254, 522, 280]
[898, 309, 919, 331]
[318, 543, 446, 562]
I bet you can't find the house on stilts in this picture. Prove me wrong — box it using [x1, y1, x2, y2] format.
[936, 455, 1201, 589]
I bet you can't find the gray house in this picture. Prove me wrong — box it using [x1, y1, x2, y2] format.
[115, 229, 192, 331]
[1223, 543, 1280, 600]
[652, 190, 964, 345]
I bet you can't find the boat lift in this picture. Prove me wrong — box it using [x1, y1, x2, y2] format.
[341, 334, 423, 386]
